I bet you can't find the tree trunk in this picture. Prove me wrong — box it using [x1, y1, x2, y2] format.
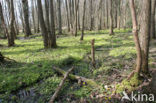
[45, 0, 50, 33]
[32, 0, 36, 33]
[19, 2, 25, 33]
[74, 0, 79, 37]
[80, 0, 86, 41]
[89, 0, 93, 31]
[35, 0, 40, 33]
[109, 0, 114, 35]
[22, 0, 32, 37]
[49, 0, 57, 48]
[140, 0, 151, 74]
[106, 0, 109, 29]
[151, 0, 156, 39]
[37, 0, 48, 48]
[57, 0, 62, 35]
[117, 0, 121, 30]
[65, 0, 70, 32]
[129, 0, 142, 74]
[69, 0, 73, 33]
[0, 2, 9, 44]
[9, 0, 15, 47]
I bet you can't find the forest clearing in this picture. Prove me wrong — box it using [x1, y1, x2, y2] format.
[0, 0, 156, 103]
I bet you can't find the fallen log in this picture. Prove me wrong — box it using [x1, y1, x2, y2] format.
[49, 67, 74, 103]
[53, 66, 99, 88]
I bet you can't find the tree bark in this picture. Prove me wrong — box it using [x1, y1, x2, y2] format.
[140, 0, 151, 74]
[57, 0, 62, 35]
[80, 0, 86, 41]
[129, 0, 142, 74]
[0, 2, 10, 44]
[74, 0, 79, 37]
[32, 0, 36, 33]
[37, 0, 48, 48]
[22, 0, 32, 37]
[49, 0, 57, 48]
[109, 0, 114, 35]
[45, 0, 50, 33]
[151, 0, 156, 39]
[9, 0, 15, 46]
[65, 0, 70, 32]
[89, 0, 93, 31]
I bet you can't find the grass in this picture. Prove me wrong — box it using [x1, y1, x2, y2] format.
[0, 28, 139, 102]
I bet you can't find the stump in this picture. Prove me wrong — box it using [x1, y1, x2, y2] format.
[91, 39, 95, 68]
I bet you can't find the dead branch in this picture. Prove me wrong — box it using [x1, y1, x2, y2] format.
[49, 67, 74, 103]
[53, 66, 99, 88]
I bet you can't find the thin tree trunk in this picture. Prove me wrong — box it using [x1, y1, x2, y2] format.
[74, 0, 79, 37]
[0, 2, 9, 44]
[22, 0, 32, 37]
[9, 0, 15, 46]
[45, 0, 50, 33]
[109, 0, 114, 35]
[32, 0, 36, 33]
[65, 0, 70, 32]
[90, 0, 93, 31]
[35, 0, 40, 33]
[57, 0, 62, 35]
[49, 0, 57, 48]
[37, 0, 48, 48]
[129, 0, 142, 74]
[80, 0, 86, 41]
[106, 0, 109, 29]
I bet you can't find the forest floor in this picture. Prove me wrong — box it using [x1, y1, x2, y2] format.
[0, 29, 155, 103]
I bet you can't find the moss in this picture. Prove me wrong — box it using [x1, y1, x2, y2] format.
[130, 73, 142, 86]
[116, 73, 142, 94]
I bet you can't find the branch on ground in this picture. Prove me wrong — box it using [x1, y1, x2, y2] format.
[49, 67, 74, 103]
